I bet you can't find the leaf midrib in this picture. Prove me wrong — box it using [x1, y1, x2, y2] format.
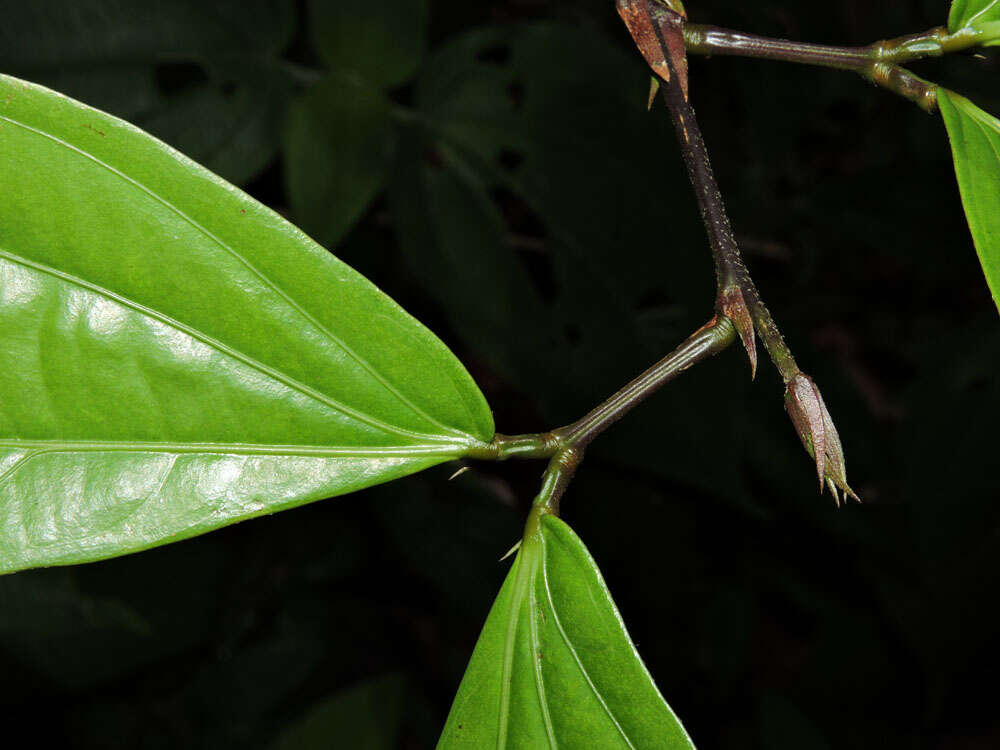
[528, 580, 558, 748]
[0, 248, 471, 447]
[0, 439, 465, 457]
[0, 440, 459, 492]
[0, 106, 470, 440]
[495, 535, 634, 749]
[949, 93, 1000, 241]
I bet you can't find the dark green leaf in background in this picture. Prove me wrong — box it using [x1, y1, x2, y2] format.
[400, 23, 755, 503]
[308, 0, 430, 89]
[939, 88, 1000, 313]
[948, 0, 1000, 44]
[0, 571, 150, 688]
[270, 674, 406, 750]
[390, 129, 556, 389]
[0, 0, 293, 66]
[284, 75, 395, 248]
[755, 693, 833, 750]
[0, 0, 296, 185]
[438, 513, 696, 749]
[141, 73, 291, 187]
[0, 73, 493, 574]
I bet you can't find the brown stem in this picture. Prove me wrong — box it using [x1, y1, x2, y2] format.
[682, 23, 940, 113]
[646, 5, 800, 381]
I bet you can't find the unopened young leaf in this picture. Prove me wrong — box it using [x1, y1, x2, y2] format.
[939, 89, 1000, 313]
[438, 513, 696, 749]
[0, 74, 493, 574]
[948, 0, 1000, 45]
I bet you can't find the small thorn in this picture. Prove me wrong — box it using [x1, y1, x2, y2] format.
[647, 77, 660, 110]
[719, 286, 757, 379]
[448, 465, 471, 481]
[499, 540, 522, 561]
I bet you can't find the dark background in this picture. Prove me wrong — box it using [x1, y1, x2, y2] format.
[1, 0, 999, 747]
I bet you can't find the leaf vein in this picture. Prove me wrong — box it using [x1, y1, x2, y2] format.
[0, 439, 462, 458]
[0, 441, 453, 491]
[540, 536, 636, 750]
[0, 450, 41, 487]
[968, 0, 1000, 26]
[529, 577, 558, 749]
[0, 248, 469, 447]
[0, 109, 467, 440]
[498, 552, 524, 750]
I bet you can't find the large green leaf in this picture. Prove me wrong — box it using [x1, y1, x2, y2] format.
[0, 73, 493, 574]
[939, 89, 1000, 313]
[949, 0, 1000, 44]
[438, 513, 696, 749]
[308, 0, 429, 88]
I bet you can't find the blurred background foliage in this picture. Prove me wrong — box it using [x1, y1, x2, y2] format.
[1, 0, 998, 747]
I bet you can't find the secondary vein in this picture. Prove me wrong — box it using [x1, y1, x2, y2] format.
[540, 539, 635, 750]
[529, 575, 558, 748]
[0, 108, 467, 440]
[0, 248, 471, 447]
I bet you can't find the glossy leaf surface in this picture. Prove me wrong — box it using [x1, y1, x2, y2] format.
[949, 0, 1000, 44]
[0, 74, 493, 574]
[438, 514, 696, 749]
[939, 89, 1000, 312]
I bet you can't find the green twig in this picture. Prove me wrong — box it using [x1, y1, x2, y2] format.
[466, 432, 561, 461]
[467, 318, 737, 516]
[553, 317, 736, 450]
[468, 319, 737, 458]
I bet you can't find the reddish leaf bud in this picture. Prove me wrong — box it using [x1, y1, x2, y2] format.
[784, 373, 860, 505]
[617, 0, 689, 99]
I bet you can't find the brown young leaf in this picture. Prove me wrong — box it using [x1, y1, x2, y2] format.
[784, 373, 860, 505]
[617, 0, 689, 99]
[719, 285, 758, 378]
